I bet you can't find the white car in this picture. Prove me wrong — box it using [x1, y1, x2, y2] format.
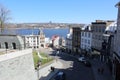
[78, 57, 86, 62]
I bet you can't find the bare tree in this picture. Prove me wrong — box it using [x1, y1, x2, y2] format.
[0, 4, 11, 34]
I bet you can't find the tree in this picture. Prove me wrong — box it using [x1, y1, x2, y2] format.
[0, 4, 11, 34]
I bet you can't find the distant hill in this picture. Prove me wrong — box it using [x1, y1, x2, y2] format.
[5, 23, 85, 29]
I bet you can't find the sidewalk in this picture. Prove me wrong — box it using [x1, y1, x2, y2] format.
[90, 59, 113, 80]
[39, 61, 63, 80]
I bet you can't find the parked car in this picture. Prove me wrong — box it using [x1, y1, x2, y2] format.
[78, 57, 86, 62]
[83, 61, 91, 67]
[53, 71, 66, 80]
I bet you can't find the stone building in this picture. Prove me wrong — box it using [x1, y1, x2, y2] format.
[0, 35, 25, 50]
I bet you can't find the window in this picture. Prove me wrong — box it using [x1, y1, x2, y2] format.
[85, 45, 86, 49]
[88, 33, 90, 38]
[12, 43, 16, 49]
[85, 32, 87, 37]
[95, 35, 98, 40]
[82, 32, 84, 36]
[88, 40, 90, 44]
[81, 38, 84, 43]
[102, 28, 105, 33]
[81, 44, 83, 48]
[85, 39, 87, 43]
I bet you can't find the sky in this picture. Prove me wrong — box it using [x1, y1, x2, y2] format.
[0, 0, 119, 23]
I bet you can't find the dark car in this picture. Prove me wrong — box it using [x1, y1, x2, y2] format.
[84, 61, 91, 67]
[54, 71, 66, 80]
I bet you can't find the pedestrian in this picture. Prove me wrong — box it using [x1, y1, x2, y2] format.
[98, 68, 100, 73]
[101, 67, 104, 74]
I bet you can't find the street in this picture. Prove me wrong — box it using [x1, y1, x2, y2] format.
[49, 50, 95, 80]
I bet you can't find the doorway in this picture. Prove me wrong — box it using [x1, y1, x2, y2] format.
[12, 43, 16, 49]
[5, 42, 8, 49]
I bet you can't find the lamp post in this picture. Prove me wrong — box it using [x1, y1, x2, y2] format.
[36, 60, 41, 80]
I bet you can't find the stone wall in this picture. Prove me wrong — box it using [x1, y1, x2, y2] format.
[0, 35, 25, 49]
[0, 49, 37, 80]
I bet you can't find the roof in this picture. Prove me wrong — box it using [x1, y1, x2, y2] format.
[16, 29, 40, 35]
[1, 29, 40, 35]
[105, 22, 117, 32]
[81, 24, 91, 31]
[52, 35, 59, 41]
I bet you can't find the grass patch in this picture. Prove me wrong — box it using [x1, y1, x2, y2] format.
[33, 51, 40, 68]
[32, 51, 53, 68]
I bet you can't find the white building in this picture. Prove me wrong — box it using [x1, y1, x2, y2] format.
[66, 27, 72, 53]
[16, 28, 45, 49]
[45, 37, 51, 48]
[81, 25, 92, 54]
[52, 35, 60, 48]
[59, 37, 66, 47]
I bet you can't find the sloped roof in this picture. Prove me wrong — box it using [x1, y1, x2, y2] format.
[17, 29, 40, 35]
[1, 28, 40, 35]
[105, 22, 117, 32]
[52, 35, 59, 41]
[81, 24, 91, 31]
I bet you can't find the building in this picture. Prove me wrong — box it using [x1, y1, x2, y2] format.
[16, 28, 45, 49]
[66, 27, 73, 53]
[51, 35, 66, 50]
[91, 20, 114, 55]
[0, 35, 37, 80]
[52, 35, 60, 49]
[45, 37, 51, 48]
[112, 2, 120, 80]
[81, 24, 92, 55]
[0, 34, 25, 50]
[72, 27, 81, 54]
[59, 37, 66, 47]
[102, 22, 117, 72]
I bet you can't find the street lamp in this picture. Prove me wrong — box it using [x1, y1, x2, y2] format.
[36, 60, 41, 80]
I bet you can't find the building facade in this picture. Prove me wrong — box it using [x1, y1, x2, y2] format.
[66, 33, 72, 53]
[102, 22, 116, 73]
[91, 20, 114, 54]
[0, 35, 25, 50]
[66, 27, 73, 53]
[112, 2, 120, 80]
[52, 35, 60, 49]
[17, 28, 45, 49]
[72, 27, 81, 54]
[81, 25, 92, 55]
